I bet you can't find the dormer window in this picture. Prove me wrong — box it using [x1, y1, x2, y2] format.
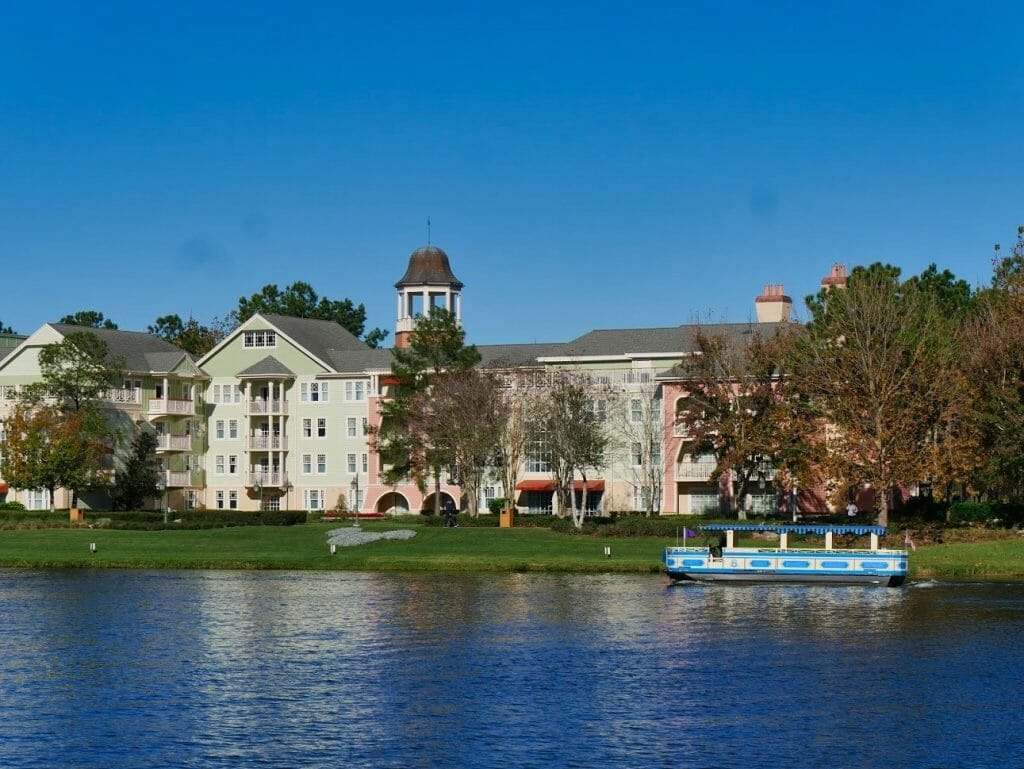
[244, 330, 277, 348]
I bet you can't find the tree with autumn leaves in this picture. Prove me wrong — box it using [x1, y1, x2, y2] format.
[1, 332, 123, 510]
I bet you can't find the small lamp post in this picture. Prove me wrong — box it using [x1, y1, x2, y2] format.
[350, 473, 360, 527]
[282, 480, 293, 511]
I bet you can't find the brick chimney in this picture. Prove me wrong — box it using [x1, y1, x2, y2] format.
[755, 284, 793, 323]
[821, 263, 847, 290]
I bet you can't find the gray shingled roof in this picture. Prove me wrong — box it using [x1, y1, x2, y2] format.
[477, 343, 565, 369]
[323, 347, 394, 374]
[556, 322, 783, 358]
[654, 322, 792, 379]
[237, 356, 296, 378]
[49, 324, 191, 373]
[258, 314, 371, 367]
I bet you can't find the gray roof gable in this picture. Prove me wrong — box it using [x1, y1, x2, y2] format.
[557, 322, 785, 358]
[237, 355, 296, 378]
[257, 314, 372, 367]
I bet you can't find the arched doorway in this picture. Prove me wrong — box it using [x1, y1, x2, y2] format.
[375, 491, 410, 516]
[421, 491, 457, 514]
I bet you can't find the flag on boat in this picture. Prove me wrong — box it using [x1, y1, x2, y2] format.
[684, 528, 697, 538]
[904, 531, 916, 551]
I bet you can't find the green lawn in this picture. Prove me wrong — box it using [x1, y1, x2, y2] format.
[0, 521, 667, 573]
[0, 520, 1020, 580]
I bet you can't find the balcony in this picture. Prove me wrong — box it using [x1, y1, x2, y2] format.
[149, 398, 196, 416]
[247, 434, 286, 451]
[103, 387, 141, 405]
[245, 399, 287, 416]
[676, 458, 718, 481]
[155, 435, 191, 452]
[162, 470, 193, 488]
[245, 471, 288, 488]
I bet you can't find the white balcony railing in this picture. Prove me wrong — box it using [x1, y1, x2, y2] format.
[155, 435, 191, 451]
[676, 459, 718, 481]
[245, 471, 288, 488]
[247, 434, 285, 451]
[149, 398, 196, 416]
[103, 387, 141, 405]
[162, 470, 192, 488]
[245, 399, 287, 416]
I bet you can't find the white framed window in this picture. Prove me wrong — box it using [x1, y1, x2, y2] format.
[652, 443, 662, 467]
[593, 399, 607, 422]
[228, 491, 238, 510]
[26, 489, 51, 510]
[213, 385, 222, 404]
[300, 383, 308, 402]
[185, 490, 197, 510]
[348, 488, 364, 510]
[347, 453, 357, 473]
[317, 418, 327, 438]
[228, 455, 238, 474]
[630, 442, 643, 467]
[215, 455, 225, 475]
[345, 380, 367, 401]
[302, 454, 312, 474]
[233, 385, 241, 404]
[215, 491, 225, 509]
[362, 417, 368, 434]
[631, 399, 643, 423]
[302, 418, 312, 438]
[526, 440, 551, 473]
[215, 420, 224, 440]
[317, 453, 327, 474]
[228, 420, 238, 439]
[631, 486, 648, 512]
[361, 453, 368, 473]
[243, 330, 277, 348]
[304, 489, 324, 510]
[347, 417, 357, 437]
[264, 498, 280, 511]
[484, 486, 496, 504]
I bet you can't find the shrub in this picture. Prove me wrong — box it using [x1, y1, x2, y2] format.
[0, 501, 27, 511]
[488, 498, 506, 516]
[948, 502, 992, 524]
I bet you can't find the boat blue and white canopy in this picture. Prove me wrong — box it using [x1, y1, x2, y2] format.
[699, 523, 888, 537]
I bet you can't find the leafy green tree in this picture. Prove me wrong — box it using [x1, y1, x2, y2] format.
[0, 319, 14, 334]
[148, 314, 227, 356]
[792, 264, 957, 525]
[58, 310, 118, 329]
[958, 227, 1024, 499]
[373, 309, 480, 513]
[24, 332, 124, 412]
[674, 325, 804, 519]
[13, 332, 124, 507]
[235, 281, 388, 348]
[0, 404, 110, 511]
[111, 429, 161, 511]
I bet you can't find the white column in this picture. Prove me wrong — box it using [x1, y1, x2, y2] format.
[825, 531, 834, 550]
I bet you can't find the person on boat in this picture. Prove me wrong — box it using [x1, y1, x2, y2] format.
[711, 532, 726, 558]
[846, 502, 858, 519]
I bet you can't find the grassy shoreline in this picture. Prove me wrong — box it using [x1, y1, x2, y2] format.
[0, 520, 1022, 580]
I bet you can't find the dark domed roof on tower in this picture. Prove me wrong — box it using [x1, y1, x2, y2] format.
[395, 245, 464, 290]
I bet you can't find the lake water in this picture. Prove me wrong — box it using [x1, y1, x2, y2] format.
[0, 570, 1021, 769]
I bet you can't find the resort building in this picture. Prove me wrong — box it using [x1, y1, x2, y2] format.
[0, 243, 797, 516]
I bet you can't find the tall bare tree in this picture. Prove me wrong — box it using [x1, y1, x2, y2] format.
[530, 375, 608, 528]
[609, 383, 664, 516]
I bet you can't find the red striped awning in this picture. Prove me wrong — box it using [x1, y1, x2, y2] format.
[573, 480, 605, 492]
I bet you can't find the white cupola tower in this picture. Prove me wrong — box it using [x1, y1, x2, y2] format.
[394, 244, 464, 348]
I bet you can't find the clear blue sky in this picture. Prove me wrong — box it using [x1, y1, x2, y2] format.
[2, 2, 1022, 345]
